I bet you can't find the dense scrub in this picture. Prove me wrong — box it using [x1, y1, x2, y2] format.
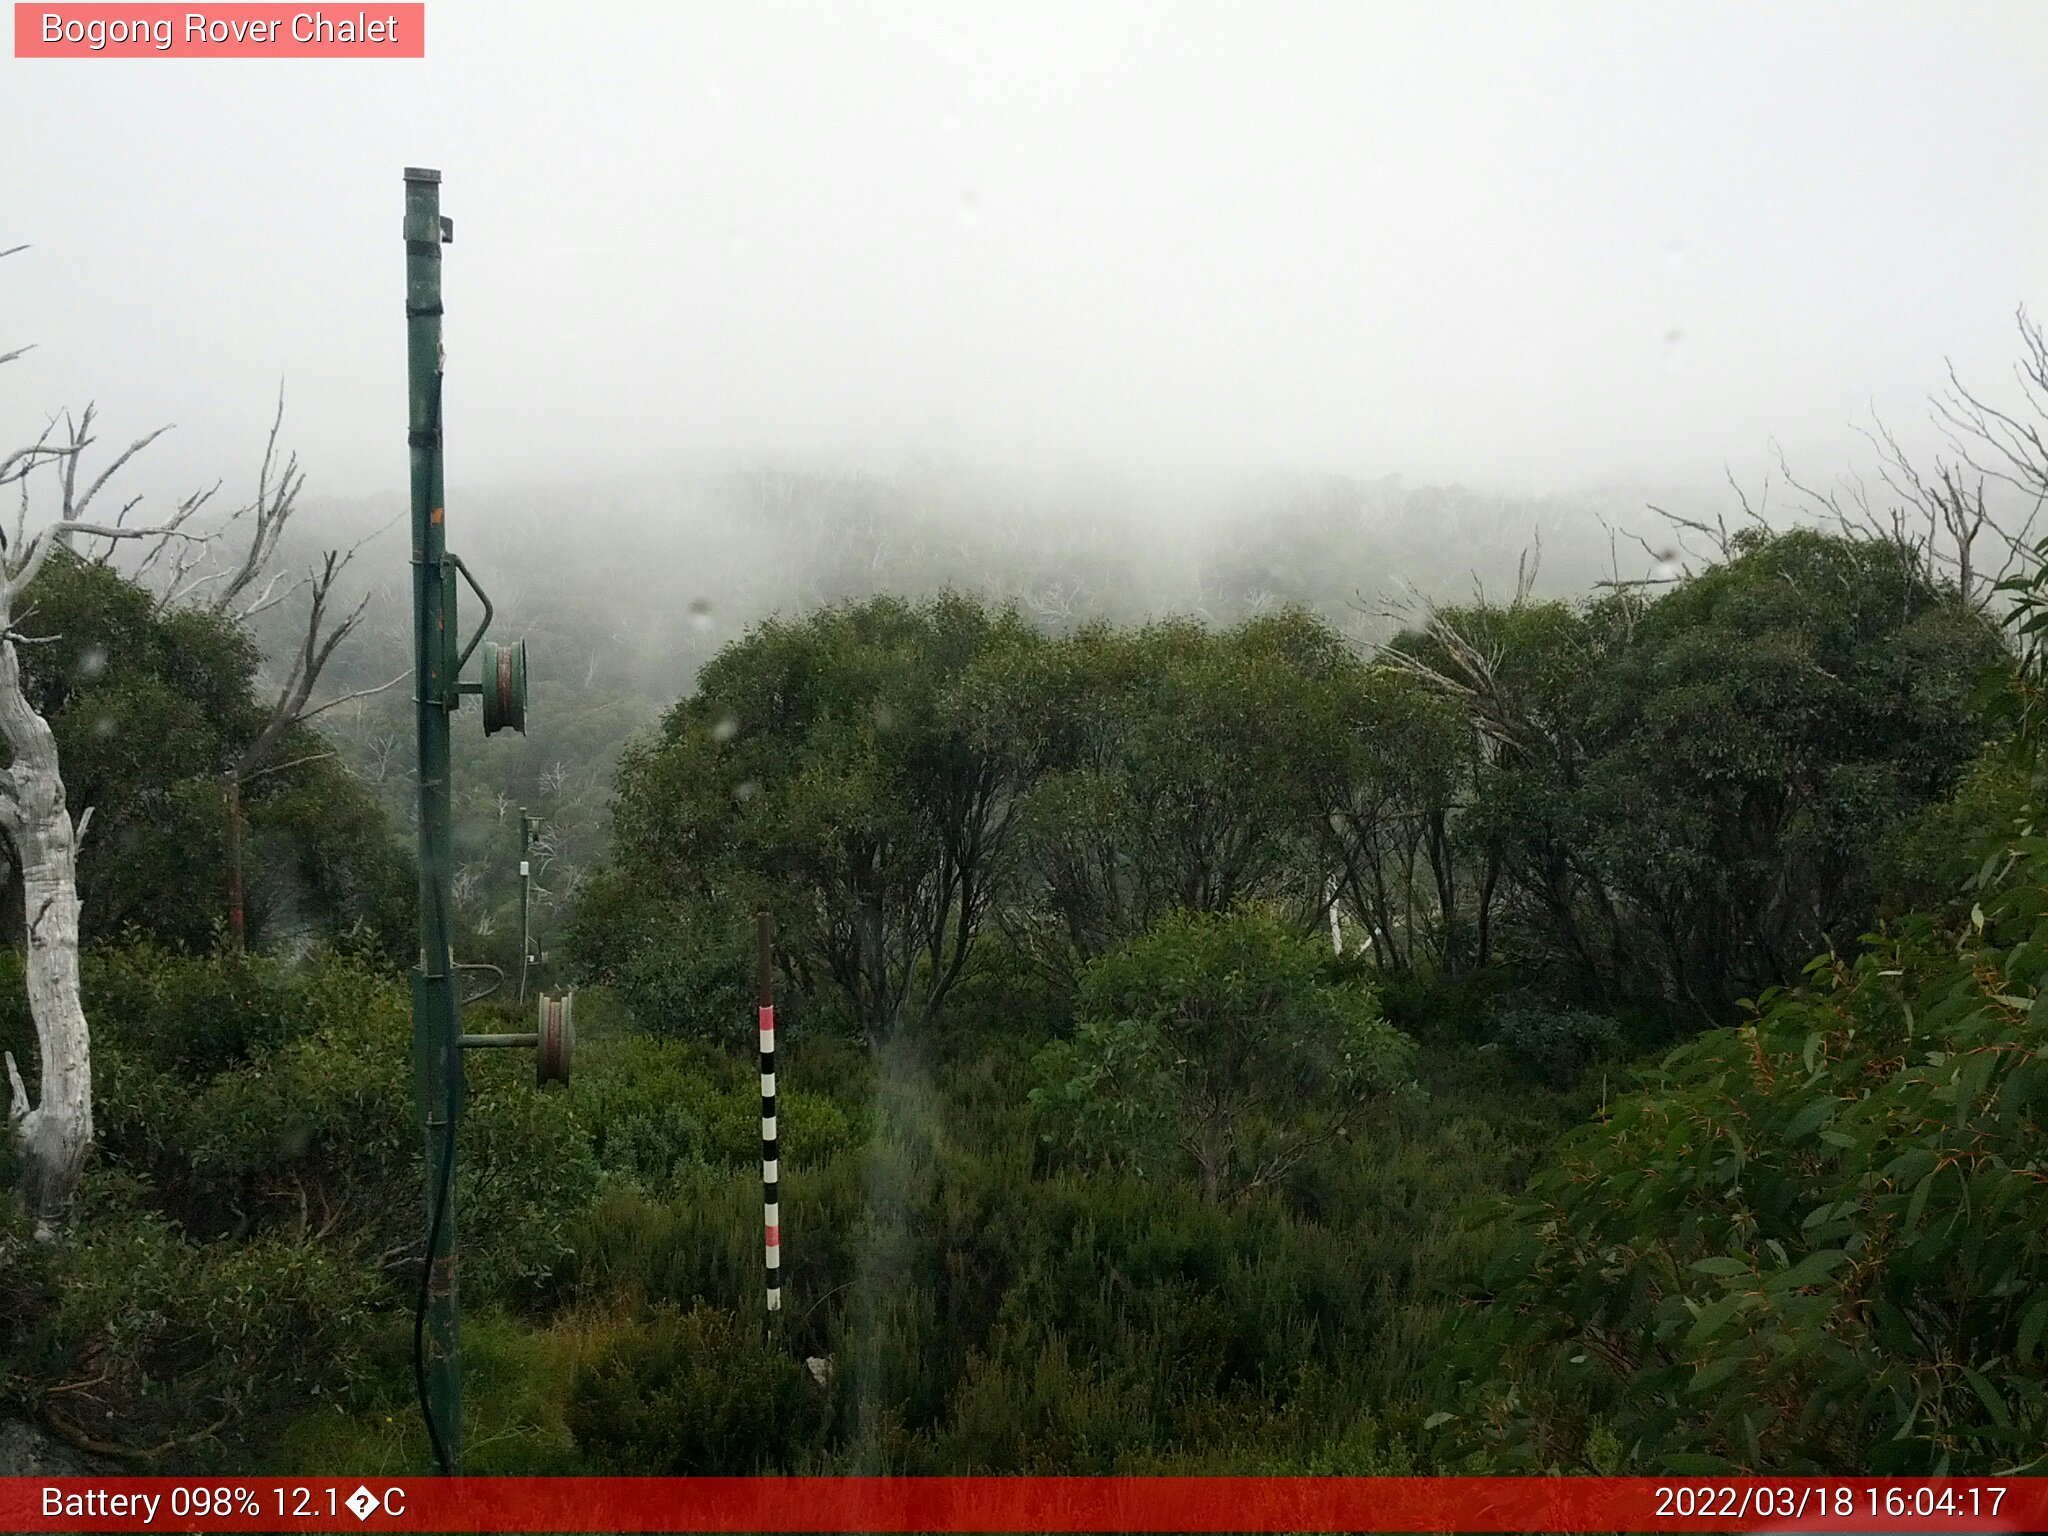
[0, 519, 2035, 1478]
[0, 925, 1570, 1472]
[1422, 535, 2048, 1476]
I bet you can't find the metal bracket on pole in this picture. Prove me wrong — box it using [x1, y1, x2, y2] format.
[447, 554, 494, 685]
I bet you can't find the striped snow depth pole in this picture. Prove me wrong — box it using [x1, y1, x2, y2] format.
[757, 910, 781, 1322]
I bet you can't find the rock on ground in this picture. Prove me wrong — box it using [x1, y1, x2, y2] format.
[0, 1417, 118, 1476]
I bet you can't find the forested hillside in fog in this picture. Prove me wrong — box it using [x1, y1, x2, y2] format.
[9, 326, 2048, 1473]
[286, 466, 1745, 977]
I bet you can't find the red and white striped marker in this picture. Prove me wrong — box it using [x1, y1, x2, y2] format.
[756, 911, 780, 1319]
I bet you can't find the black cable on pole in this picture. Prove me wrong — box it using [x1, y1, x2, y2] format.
[411, 365, 456, 1479]
[414, 1105, 457, 1476]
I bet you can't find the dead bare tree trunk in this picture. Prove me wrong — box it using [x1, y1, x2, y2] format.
[0, 506, 202, 1226]
[0, 243, 220, 1225]
[0, 515, 188, 1227]
[0, 585, 91, 1230]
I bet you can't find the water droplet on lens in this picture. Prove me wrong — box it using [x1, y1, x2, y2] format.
[734, 779, 760, 803]
[78, 645, 107, 681]
[711, 713, 739, 743]
[688, 598, 715, 632]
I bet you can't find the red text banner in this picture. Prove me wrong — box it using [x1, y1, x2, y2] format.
[4, 1476, 2045, 1532]
[14, 5, 424, 57]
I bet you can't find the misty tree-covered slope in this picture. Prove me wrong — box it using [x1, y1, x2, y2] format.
[3, 442, 2041, 1479]
[576, 530, 1997, 1046]
[288, 465, 1734, 977]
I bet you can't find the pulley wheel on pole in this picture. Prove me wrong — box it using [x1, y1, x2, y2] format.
[536, 990, 574, 1086]
[481, 638, 528, 736]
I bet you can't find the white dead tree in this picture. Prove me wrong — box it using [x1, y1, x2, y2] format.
[0, 251, 218, 1225]
[0, 506, 169, 1228]
[2, 243, 393, 1222]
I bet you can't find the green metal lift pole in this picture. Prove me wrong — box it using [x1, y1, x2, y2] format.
[404, 165, 463, 1474]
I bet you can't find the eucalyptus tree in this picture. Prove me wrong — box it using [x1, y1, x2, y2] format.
[1296, 661, 1475, 973]
[1446, 523, 2048, 1474]
[1, 249, 391, 1224]
[589, 593, 1045, 1045]
[0, 261, 216, 1223]
[1003, 610, 1340, 973]
[1392, 533, 2002, 1018]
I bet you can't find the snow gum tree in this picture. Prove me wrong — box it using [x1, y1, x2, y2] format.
[1, 245, 382, 1227]
[0, 402, 197, 1227]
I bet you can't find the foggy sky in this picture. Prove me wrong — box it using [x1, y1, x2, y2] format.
[3, 2, 2045, 513]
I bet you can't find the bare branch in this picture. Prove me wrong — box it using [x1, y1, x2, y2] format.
[208, 383, 304, 616]
[1513, 526, 1542, 604]
[294, 668, 411, 725]
[230, 552, 371, 782]
[138, 482, 225, 603]
[0, 437, 71, 490]
[1645, 500, 1734, 566]
[229, 567, 303, 623]
[68, 422, 174, 526]
[240, 749, 336, 785]
[6, 519, 209, 601]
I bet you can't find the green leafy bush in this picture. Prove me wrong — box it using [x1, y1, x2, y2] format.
[613, 909, 755, 1045]
[938, 1324, 1145, 1471]
[0, 941, 344, 1092]
[565, 1301, 817, 1472]
[47, 948, 600, 1300]
[2, 1184, 381, 1464]
[1484, 1005, 1624, 1087]
[1440, 890, 2048, 1472]
[1031, 907, 1415, 1201]
[576, 1033, 859, 1193]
